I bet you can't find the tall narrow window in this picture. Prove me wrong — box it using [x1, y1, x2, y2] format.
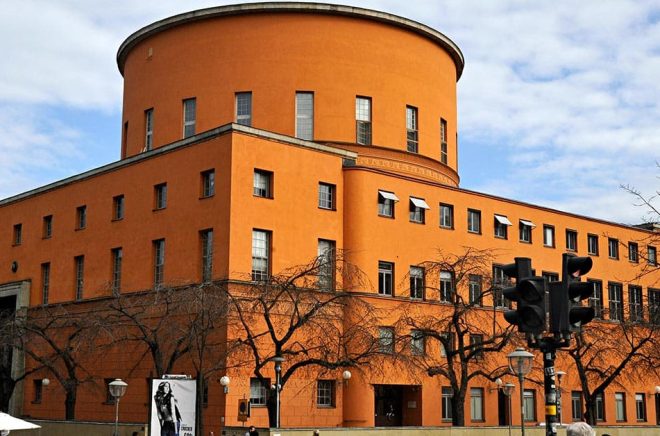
[571, 391, 583, 421]
[295, 92, 314, 140]
[236, 92, 252, 126]
[469, 334, 484, 360]
[111, 247, 122, 295]
[587, 234, 599, 255]
[410, 330, 425, 355]
[635, 393, 646, 422]
[629, 285, 643, 322]
[406, 106, 418, 153]
[356, 97, 372, 145]
[441, 387, 453, 421]
[378, 261, 394, 296]
[74, 255, 84, 301]
[543, 225, 555, 247]
[183, 98, 196, 138]
[440, 204, 454, 229]
[470, 388, 484, 421]
[467, 209, 481, 234]
[650, 288, 660, 325]
[153, 239, 165, 288]
[409, 197, 429, 223]
[154, 183, 167, 210]
[608, 282, 623, 321]
[145, 108, 154, 150]
[201, 169, 215, 198]
[492, 265, 511, 308]
[201, 229, 213, 282]
[113, 195, 125, 220]
[628, 242, 639, 263]
[122, 121, 128, 156]
[318, 183, 335, 210]
[409, 266, 425, 300]
[595, 393, 605, 421]
[440, 271, 453, 303]
[251, 230, 270, 281]
[588, 279, 603, 319]
[523, 390, 536, 421]
[648, 246, 657, 266]
[615, 393, 626, 421]
[608, 238, 619, 259]
[378, 327, 394, 353]
[317, 239, 336, 290]
[440, 118, 448, 164]
[41, 262, 50, 305]
[13, 223, 22, 245]
[566, 229, 577, 251]
[76, 205, 87, 230]
[378, 190, 398, 218]
[253, 170, 272, 198]
[469, 274, 482, 306]
[42, 215, 53, 239]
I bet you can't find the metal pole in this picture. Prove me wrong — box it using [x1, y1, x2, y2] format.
[542, 345, 558, 436]
[508, 394, 512, 436]
[519, 373, 525, 436]
[114, 397, 120, 436]
[275, 367, 281, 428]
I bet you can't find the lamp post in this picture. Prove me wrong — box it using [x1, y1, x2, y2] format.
[502, 383, 515, 436]
[556, 370, 566, 426]
[109, 379, 128, 436]
[508, 348, 534, 436]
[273, 356, 285, 428]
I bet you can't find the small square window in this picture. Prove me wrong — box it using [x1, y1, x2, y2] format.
[253, 170, 273, 198]
[201, 170, 215, 198]
[154, 183, 167, 210]
[439, 204, 454, 229]
[409, 197, 429, 223]
[113, 195, 125, 220]
[318, 183, 336, 210]
[467, 209, 481, 234]
[378, 190, 398, 218]
[250, 378, 269, 406]
[608, 238, 619, 259]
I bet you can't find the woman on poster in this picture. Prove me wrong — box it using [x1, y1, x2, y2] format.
[154, 381, 181, 436]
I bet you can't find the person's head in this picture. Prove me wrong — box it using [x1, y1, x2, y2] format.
[566, 422, 595, 436]
[158, 381, 171, 394]
[249, 426, 255, 431]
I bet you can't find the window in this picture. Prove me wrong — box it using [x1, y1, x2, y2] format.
[469, 275, 482, 306]
[650, 288, 660, 325]
[111, 247, 122, 295]
[440, 333, 454, 357]
[544, 225, 556, 248]
[201, 170, 215, 198]
[406, 106, 418, 153]
[378, 327, 394, 353]
[249, 378, 269, 406]
[317, 380, 335, 407]
[409, 197, 429, 223]
[251, 230, 270, 281]
[356, 97, 372, 145]
[629, 285, 643, 322]
[467, 209, 481, 234]
[635, 393, 646, 421]
[201, 229, 213, 282]
[13, 223, 22, 245]
[609, 282, 623, 321]
[615, 392, 626, 421]
[566, 229, 577, 251]
[33, 379, 43, 404]
[441, 387, 453, 421]
[154, 183, 167, 210]
[628, 242, 639, 263]
[469, 334, 483, 360]
[523, 390, 536, 421]
[74, 255, 84, 301]
[492, 265, 511, 308]
[409, 266, 425, 300]
[608, 238, 619, 259]
[378, 190, 398, 218]
[295, 92, 314, 140]
[378, 261, 394, 296]
[318, 183, 335, 210]
[440, 271, 453, 303]
[411, 330, 425, 355]
[470, 388, 484, 421]
[494, 214, 511, 239]
[519, 219, 534, 243]
[440, 118, 448, 164]
[588, 234, 599, 255]
[253, 170, 272, 198]
[595, 393, 605, 421]
[571, 391, 583, 421]
[317, 239, 336, 290]
[76, 206, 87, 230]
[439, 203, 454, 229]
[183, 98, 196, 138]
[41, 263, 50, 305]
[145, 108, 154, 150]
[588, 280, 603, 319]
[113, 195, 125, 220]
[152, 239, 165, 288]
[648, 246, 657, 266]
[42, 215, 53, 238]
[236, 92, 252, 126]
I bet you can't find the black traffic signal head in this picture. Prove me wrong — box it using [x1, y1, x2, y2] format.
[501, 258, 546, 335]
[550, 253, 596, 333]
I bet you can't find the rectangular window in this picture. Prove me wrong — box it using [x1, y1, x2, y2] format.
[111, 247, 122, 295]
[42, 215, 53, 239]
[608, 282, 623, 321]
[469, 275, 482, 306]
[76, 205, 87, 230]
[566, 229, 577, 251]
[201, 229, 213, 282]
[635, 393, 646, 421]
[615, 392, 626, 421]
[608, 238, 619, 259]
[13, 223, 22, 245]
[588, 279, 603, 319]
[492, 265, 511, 308]
[154, 183, 167, 210]
[628, 285, 643, 322]
[356, 97, 372, 145]
[544, 225, 555, 248]
[145, 108, 154, 150]
[494, 214, 511, 239]
[648, 246, 657, 266]
[441, 387, 453, 421]
[318, 183, 336, 210]
[523, 390, 536, 421]
[467, 209, 481, 234]
[440, 271, 454, 303]
[251, 230, 270, 281]
[236, 92, 252, 126]
[650, 288, 660, 325]
[628, 242, 639, 263]
[440, 333, 454, 357]
[253, 170, 273, 198]
[411, 330, 425, 355]
[317, 239, 336, 290]
[409, 197, 429, 223]
[409, 266, 425, 300]
[201, 169, 215, 198]
[74, 255, 84, 301]
[113, 195, 125, 220]
[571, 391, 583, 421]
[470, 388, 484, 421]
[595, 393, 605, 421]
[316, 380, 335, 407]
[469, 334, 483, 360]
[378, 261, 394, 296]
[295, 92, 314, 140]
[519, 219, 534, 243]
[183, 98, 196, 138]
[378, 326, 394, 354]
[249, 378, 269, 406]
[153, 239, 165, 288]
[439, 203, 454, 229]
[440, 118, 448, 164]
[33, 379, 43, 404]
[406, 106, 418, 153]
[41, 262, 50, 305]
[588, 234, 599, 255]
[378, 190, 398, 218]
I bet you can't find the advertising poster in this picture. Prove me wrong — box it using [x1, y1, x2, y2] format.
[150, 378, 197, 436]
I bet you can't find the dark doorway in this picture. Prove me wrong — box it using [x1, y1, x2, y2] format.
[374, 385, 403, 426]
[498, 389, 510, 426]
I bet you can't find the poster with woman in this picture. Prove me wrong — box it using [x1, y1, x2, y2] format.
[150, 378, 197, 436]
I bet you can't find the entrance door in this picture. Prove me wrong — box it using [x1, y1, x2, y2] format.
[374, 385, 403, 426]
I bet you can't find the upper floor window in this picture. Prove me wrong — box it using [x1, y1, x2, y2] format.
[566, 229, 577, 251]
[42, 215, 53, 239]
[235, 92, 252, 126]
[76, 205, 87, 230]
[378, 326, 394, 353]
[628, 242, 639, 263]
[295, 92, 314, 140]
[183, 98, 196, 138]
[608, 282, 623, 321]
[356, 97, 372, 145]
[251, 229, 270, 281]
[317, 239, 336, 291]
[544, 225, 555, 248]
[144, 108, 154, 151]
[113, 195, 125, 220]
[588, 279, 603, 319]
[469, 274, 482, 306]
[587, 234, 599, 255]
[467, 209, 481, 234]
[440, 203, 454, 229]
[410, 330, 425, 355]
[201, 169, 215, 198]
[409, 197, 429, 224]
[650, 288, 660, 325]
[378, 190, 398, 218]
[41, 262, 50, 305]
[629, 285, 643, 322]
[200, 229, 213, 282]
[469, 334, 484, 360]
[492, 265, 512, 308]
[440, 271, 454, 303]
[378, 261, 394, 296]
[253, 170, 273, 198]
[74, 255, 84, 301]
[406, 106, 418, 153]
[608, 238, 619, 259]
[154, 183, 167, 210]
[318, 183, 336, 210]
[153, 239, 165, 289]
[440, 118, 448, 164]
[494, 214, 511, 239]
[111, 247, 122, 295]
[519, 219, 534, 243]
[648, 246, 657, 266]
[409, 266, 425, 300]
[12, 223, 22, 245]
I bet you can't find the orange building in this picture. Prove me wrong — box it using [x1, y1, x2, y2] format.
[1, 2, 658, 433]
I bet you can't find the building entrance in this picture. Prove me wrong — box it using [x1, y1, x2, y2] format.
[374, 384, 422, 426]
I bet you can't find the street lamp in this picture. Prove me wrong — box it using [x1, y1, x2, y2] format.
[502, 383, 515, 436]
[342, 370, 352, 386]
[508, 348, 534, 436]
[219, 375, 230, 394]
[556, 370, 566, 426]
[108, 379, 128, 436]
[273, 356, 285, 428]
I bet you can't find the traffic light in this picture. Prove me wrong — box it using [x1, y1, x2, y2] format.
[502, 257, 547, 335]
[238, 398, 250, 421]
[549, 253, 595, 333]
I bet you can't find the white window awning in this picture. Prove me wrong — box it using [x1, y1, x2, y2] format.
[520, 219, 536, 228]
[494, 215, 512, 226]
[410, 197, 430, 209]
[379, 190, 399, 202]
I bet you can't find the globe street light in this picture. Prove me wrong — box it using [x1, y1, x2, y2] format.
[108, 379, 128, 436]
[502, 382, 515, 436]
[273, 357, 285, 428]
[219, 375, 230, 394]
[508, 348, 534, 436]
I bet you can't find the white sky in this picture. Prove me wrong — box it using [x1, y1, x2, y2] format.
[1, 0, 658, 224]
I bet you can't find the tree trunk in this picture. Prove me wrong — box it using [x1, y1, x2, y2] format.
[195, 374, 204, 435]
[584, 398, 596, 426]
[267, 390, 277, 428]
[65, 385, 77, 420]
[452, 393, 466, 427]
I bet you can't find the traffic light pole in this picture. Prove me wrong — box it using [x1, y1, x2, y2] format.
[539, 338, 559, 436]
